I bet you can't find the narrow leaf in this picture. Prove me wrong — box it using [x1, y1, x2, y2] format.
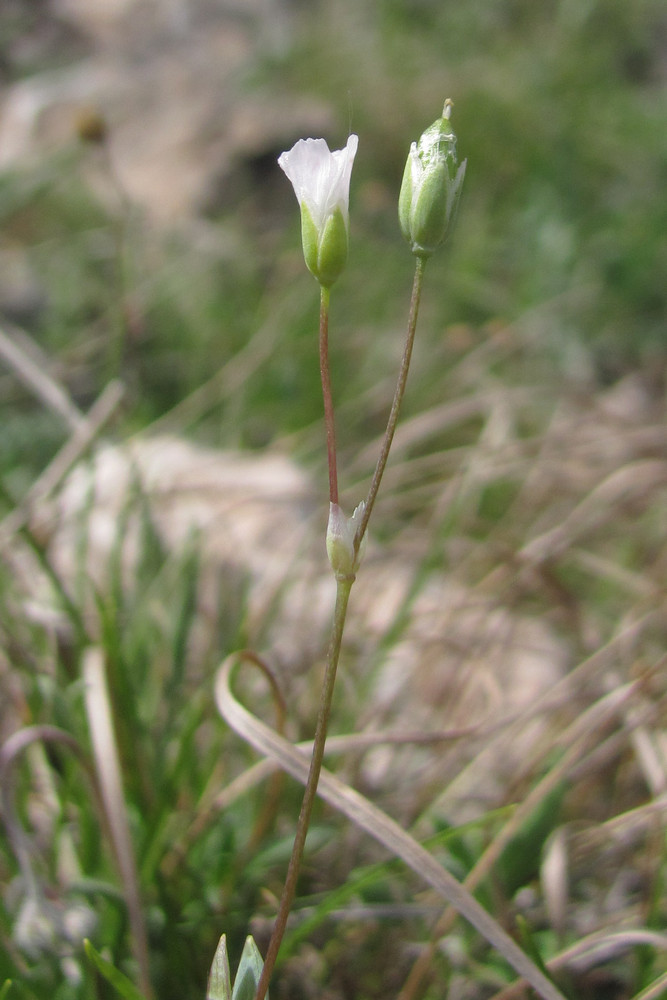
[232, 936, 266, 1000]
[207, 934, 232, 1000]
[84, 940, 148, 1000]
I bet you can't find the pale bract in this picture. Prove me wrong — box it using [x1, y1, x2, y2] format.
[278, 134, 358, 287]
[326, 500, 366, 579]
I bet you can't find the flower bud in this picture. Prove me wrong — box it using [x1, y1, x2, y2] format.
[278, 134, 358, 288]
[398, 100, 466, 258]
[326, 501, 366, 579]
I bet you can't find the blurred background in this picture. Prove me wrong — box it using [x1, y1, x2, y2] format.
[2, 2, 667, 999]
[1, 0, 665, 477]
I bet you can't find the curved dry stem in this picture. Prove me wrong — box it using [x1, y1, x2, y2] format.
[214, 654, 568, 1000]
[490, 928, 667, 1000]
[0, 321, 87, 432]
[0, 726, 88, 898]
[235, 651, 288, 856]
[83, 647, 154, 1000]
[628, 971, 667, 1000]
[0, 378, 125, 551]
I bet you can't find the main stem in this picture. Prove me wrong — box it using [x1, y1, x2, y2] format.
[253, 575, 353, 1000]
[253, 282, 346, 1000]
[254, 256, 427, 1000]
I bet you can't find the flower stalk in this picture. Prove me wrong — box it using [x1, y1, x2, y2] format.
[254, 257, 428, 1000]
[354, 255, 426, 551]
[319, 285, 338, 505]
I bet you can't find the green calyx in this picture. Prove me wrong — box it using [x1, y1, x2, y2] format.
[300, 203, 349, 288]
[405, 158, 451, 256]
[399, 101, 466, 258]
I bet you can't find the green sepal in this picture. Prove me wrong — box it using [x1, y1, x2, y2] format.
[316, 206, 349, 288]
[299, 203, 349, 288]
[409, 158, 450, 256]
[300, 202, 320, 279]
[398, 151, 414, 244]
[207, 934, 232, 1000]
[231, 936, 266, 1000]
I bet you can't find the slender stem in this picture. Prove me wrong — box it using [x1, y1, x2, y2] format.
[355, 255, 426, 550]
[254, 256, 427, 999]
[253, 575, 353, 1000]
[319, 286, 338, 505]
[255, 283, 344, 1000]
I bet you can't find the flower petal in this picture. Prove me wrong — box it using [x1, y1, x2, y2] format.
[278, 134, 358, 230]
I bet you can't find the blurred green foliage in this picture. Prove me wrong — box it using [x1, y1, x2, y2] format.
[0, 0, 664, 480]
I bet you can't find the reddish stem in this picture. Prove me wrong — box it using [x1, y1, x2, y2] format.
[319, 286, 338, 505]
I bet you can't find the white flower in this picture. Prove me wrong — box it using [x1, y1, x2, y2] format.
[278, 134, 358, 287]
[278, 134, 358, 231]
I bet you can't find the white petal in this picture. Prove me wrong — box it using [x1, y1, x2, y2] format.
[278, 134, 358, 231]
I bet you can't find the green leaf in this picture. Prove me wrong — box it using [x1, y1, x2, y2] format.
[83, 940, 148, 1000]
[0, 981, 13, 1000]
[231, 936, 266, 1000]
[207, 935, 232, 1000]
[497, 781, 567, 896]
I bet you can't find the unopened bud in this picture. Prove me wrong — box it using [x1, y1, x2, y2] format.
[398, 100, 466, 258]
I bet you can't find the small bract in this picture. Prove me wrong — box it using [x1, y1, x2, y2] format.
[278, 134, 358, 288]
[326, 500, 366, 579]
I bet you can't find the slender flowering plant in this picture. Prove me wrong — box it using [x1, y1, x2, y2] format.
[237, 106, 467, 1000]
[217, 105, 567, 1000]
